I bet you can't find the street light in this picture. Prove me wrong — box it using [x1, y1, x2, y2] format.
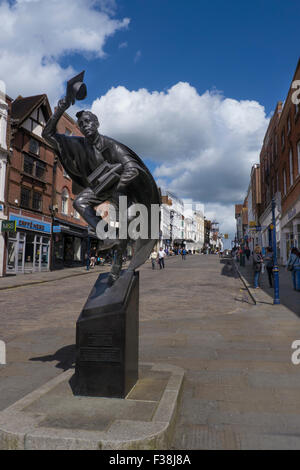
[271, 197, 280, 304]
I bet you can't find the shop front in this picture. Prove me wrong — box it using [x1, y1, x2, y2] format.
[6, 213, 51, 274]
[52, 220, 90, 269]
[280, 198, 300, 265]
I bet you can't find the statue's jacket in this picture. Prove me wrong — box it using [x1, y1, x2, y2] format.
[47, 130, 161, 270]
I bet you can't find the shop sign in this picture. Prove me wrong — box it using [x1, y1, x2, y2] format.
[1, 220, 16, 232]
[9, 214, 51, 233]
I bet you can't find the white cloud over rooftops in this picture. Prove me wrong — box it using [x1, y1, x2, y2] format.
[91, 82, 269, 237]
[0, 0, 129, 103]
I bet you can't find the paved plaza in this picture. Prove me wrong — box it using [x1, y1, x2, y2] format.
[0, 254, 300, 449]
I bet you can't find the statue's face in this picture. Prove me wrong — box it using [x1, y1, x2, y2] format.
[77, 112, 99, 138]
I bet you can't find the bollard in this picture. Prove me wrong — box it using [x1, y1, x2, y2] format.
[295, 266, 300, 291]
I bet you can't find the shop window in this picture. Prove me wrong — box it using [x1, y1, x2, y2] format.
[73, 237, 81, 261]
[20, 186, 31, 208]
[32, 191, 42, 211]
[29, 138, 40, 155]
[61, 188, 69, 215]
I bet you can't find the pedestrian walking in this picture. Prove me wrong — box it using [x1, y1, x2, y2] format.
[150, 250, 158, 270]
[158, 247, 166, 269]
[264, 246, 274, 288]
[253, 245, 263, 288]
[90, 247, 96, 268]
[181, 248, 187, 260]
[245, 246, 250, 262]
[287, 247, 300, 290]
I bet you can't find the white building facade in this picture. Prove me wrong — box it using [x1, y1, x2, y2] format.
[0, 84, 9, 277]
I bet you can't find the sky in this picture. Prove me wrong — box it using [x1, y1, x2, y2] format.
[1, 0, 300, 243]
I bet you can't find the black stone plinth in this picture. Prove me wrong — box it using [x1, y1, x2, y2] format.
[74, 270, 139, 398]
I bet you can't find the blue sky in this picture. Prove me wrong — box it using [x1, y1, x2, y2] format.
[1, 0, 299, 241]
[61, 0, 300, 114]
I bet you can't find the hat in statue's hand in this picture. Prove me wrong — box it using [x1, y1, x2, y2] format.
[66, 71, 87, 105]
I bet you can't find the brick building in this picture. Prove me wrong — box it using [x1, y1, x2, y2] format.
[237, 58, 300, 264]
[245, 164, 261, 252]
[51, 110, 94, 270]
[2, 94, 94, 275]
[258, 102, 282, 256]
[4, 94, 54, 274]
[277, 60, 300, 263]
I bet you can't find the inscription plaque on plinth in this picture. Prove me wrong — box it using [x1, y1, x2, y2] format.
[74, 270, 139, 398]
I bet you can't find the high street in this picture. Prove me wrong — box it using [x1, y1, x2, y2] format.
[1, 255, 300, 449]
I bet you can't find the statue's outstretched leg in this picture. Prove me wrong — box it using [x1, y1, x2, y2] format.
[73, 188, 105, 230]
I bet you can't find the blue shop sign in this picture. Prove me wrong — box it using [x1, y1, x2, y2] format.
[9, 214, 51, 233]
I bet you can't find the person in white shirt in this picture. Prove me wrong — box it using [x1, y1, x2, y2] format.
[158, 247, 166, 269]
[150, 250, 158, 269]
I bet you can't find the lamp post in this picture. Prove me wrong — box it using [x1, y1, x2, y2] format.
[271, 197, 280, 304]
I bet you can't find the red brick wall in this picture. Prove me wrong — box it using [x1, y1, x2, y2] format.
[53, 112, 87, 228]
[277, 63, 300, 215]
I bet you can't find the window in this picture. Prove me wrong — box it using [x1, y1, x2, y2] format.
[281, 129, 285, 149]
[297, 141, 300, 175]
[283, 169, 287, 195]
[23, 155, 34, 174]
[287, 116, 291, 134]
[61, 188, 69, 215]
[289, 148, 294, 186]
[35, 160, 46, 179]
[29, 138, 40, 155]
[65, 128, 72, 136]
[32, 192, 42, 211]
[23, 155, 45, 179]
[63, 168, 70, 178]
[74, 209, 80, 219]
[20, 187, 31, 208]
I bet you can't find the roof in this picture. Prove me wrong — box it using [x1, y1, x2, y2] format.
[11, 94, 51, 124]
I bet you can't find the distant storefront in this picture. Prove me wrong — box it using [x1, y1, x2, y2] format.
[52, 219, 89, 269]
[6, 213, 51, 274]
[51, 219, 103, 269]
[280, 198, 300, 265]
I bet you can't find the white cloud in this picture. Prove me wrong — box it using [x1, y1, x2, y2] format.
[90, 82, 269, 238]
[0, 0, 129, 103]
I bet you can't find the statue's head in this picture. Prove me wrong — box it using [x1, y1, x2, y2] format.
[76, 110, 99, 138]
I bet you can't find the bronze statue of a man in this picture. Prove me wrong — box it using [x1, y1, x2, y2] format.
[42, 74, 160, 285]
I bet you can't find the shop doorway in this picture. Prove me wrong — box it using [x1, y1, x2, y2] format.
[6, 231, 50, 274]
